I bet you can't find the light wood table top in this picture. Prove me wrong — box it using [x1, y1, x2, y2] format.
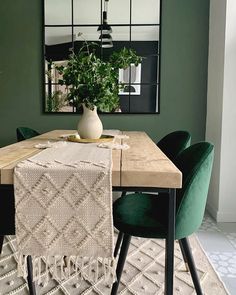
[0, 130, 182, 188]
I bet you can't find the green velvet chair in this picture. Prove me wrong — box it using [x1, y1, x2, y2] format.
[111, 142, 214, 295]
[157, 130, 191, 161]
[16, 127, 40, 142]
[114, 130, 191, 257]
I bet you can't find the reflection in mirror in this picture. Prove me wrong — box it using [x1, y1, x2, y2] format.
[73, 0, 100, 25]
[45, 0, 71, 25]
[44, 0, 161, 113]
[132, 0, 160, 24]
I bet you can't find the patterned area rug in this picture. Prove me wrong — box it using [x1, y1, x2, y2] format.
[0, 234, 228, 295]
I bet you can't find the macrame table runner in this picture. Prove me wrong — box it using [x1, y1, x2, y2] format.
[14, 141, 114, 285]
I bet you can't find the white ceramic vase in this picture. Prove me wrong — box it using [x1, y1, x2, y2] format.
[77, 104, 103, 139]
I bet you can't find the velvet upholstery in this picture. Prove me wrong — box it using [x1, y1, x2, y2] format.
[113, 142, 214, 240]
[157, 130, 191, 161]
[16, 127, 40, 142]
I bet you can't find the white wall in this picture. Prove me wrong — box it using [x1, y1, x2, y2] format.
[218, 0, 236, 221]
[206, 0, 236, 221]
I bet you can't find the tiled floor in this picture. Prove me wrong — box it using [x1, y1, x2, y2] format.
[197, 213, 236, 294]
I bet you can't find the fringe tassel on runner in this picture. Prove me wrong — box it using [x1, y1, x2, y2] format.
[17, 254, 116, 286]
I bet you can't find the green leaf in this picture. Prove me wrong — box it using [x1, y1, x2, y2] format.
[56, 42, 141, 112]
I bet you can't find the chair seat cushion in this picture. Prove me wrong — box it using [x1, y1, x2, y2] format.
[113, 193, 170, 238]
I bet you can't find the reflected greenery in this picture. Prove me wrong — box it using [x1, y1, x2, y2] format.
[53, 41, 141, 112]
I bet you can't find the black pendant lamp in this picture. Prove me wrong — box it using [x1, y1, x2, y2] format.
[97, 0, 113, 48]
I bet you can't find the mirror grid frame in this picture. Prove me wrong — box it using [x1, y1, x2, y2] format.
[42, 0, 162, 114]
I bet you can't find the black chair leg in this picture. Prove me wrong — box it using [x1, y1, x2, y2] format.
[179, 238, 203, 295]
[113, 191, 127, 258]
[121, 191, 127, 197]
[27, 256, 36, 295]
[0, 235, 4, 255]
[114, 232, 124, 258]
[111, 234, 131, 295]
[179, 240, 189, 272]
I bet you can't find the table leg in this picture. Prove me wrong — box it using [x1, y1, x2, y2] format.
[0, 235, 4, 255]
[27, 256, 36, 295]
[0, 184, 15, 235]
[165, 188, 176, 295]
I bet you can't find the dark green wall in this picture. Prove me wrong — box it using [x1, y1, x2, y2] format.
[0, 0, 209, 147]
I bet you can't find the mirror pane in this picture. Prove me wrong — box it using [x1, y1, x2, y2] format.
[111, 26, 130, 41]
[45, 27, 72, 62]
[45, 0, 71, 25]
[73, 0, 100, 24]
[132, 0, 160, 24]
[73, 27, 101, 41]
[128, 42, 159, 84]
[130, 84, 158, 113]
[131, 25, 159, 41]
[45, 27, 73, 47]
[118, 94, 130, 113]
[43, 0, 161, 114]
[109, 0, 130, 24]
[45, 84, 73, 113]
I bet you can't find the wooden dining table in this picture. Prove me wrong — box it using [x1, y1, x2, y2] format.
[0, 130, 182, 295]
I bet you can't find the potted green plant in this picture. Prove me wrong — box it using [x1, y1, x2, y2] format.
[56, 41, 142, 139]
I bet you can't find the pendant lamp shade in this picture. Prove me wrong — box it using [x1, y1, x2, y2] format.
[98, 2, 113, 48]
[101, 41, 113, 48]
[99, 33, 112, 42]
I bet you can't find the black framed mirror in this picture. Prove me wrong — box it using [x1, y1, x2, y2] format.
[43, 0, 161, 114]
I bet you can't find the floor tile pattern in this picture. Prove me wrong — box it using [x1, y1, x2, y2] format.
[207, 252, 236, 278]
[197, 213, 236, 294]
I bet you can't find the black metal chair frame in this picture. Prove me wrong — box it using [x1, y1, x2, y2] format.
[112, 233, 203, 295]
[111, 190, 203, 295]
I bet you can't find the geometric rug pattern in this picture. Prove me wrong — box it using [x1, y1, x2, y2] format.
[0, 234, 228, 294]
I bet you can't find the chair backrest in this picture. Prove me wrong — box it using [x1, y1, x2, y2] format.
[174, 142, 214, 239]
[16, 127, 40, 142]
[157, 131, 191, 161]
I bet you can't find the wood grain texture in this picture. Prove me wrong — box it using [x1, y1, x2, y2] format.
[0, 130, 122, 186]
[121, 132, 182, 188]
[0, 130, 182, 188]
[111, 140, 121, 187]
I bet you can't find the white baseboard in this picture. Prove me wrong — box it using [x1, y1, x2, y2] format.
[206, 202, 236, 222]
